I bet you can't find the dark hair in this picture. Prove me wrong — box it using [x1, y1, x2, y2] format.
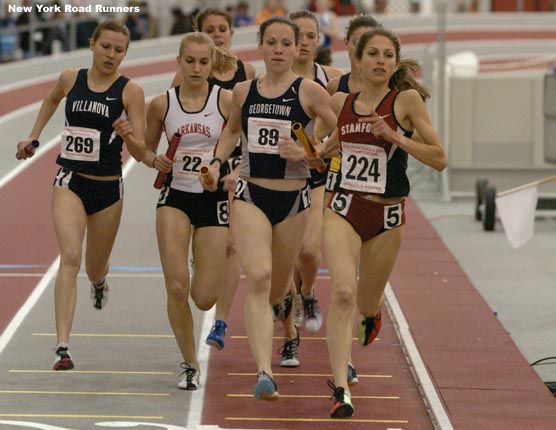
[356, 28, 430, 101]
[346, 14, 382, 41]
[91, 19, 130, 49]
[289, 9, 319, 33]
[194, 8, 233, 32]
[315, 46, 332, 66]
[258, 16, 300, 45]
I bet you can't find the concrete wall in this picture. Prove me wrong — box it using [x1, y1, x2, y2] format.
[447, 72, 556, 194]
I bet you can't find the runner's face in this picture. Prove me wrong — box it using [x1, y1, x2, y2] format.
[90, 30, 128, 73]
[177, 42, 212, 86]
[358, 35, 397, 84]
[294, 17, 319, 63]
[259, 23, 297, 72]
[202, 15, 232, 49]
[347, 26, 373, 64]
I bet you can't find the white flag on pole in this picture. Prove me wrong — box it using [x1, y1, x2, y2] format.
[495, 185, 538, 249]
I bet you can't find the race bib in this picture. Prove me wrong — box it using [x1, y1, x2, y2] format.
[60, 126, 101, 162]
[247, 117, 291, 155]
[340, 142, 387, 194]
[173, 147, 213, 180]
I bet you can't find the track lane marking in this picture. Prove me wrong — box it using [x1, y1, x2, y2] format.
[0, 390, 168, 396]
[227, 372, 392, 378]
[226, 393, 399, 399]
[9, 370, 172, 375]
[0, 414, 163, 419]
[32, 333, 175, 338]
[226, 417, 409, 423]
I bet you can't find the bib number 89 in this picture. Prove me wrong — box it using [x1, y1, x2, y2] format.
[258, 128, 279, 146]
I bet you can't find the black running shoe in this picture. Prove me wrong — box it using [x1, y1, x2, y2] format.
[272, 291, 292, 321]
[53, 345, 74, 371]
[328, 380, 354, 418]
[278, 329, 300, 367]
[90, 279, 109, 310]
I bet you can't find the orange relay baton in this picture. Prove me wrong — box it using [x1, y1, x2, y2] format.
[154, 132, 181, 190]
[199, 165, 214, 185]
[291, 122, 326, 173]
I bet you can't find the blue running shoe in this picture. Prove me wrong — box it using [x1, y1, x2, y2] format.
[206, 320, 227, 350]
[254, 371, 279, 401]
[347, 362, 359, 387]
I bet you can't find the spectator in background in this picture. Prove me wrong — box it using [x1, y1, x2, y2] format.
[373, 0, 392, 14]
[314, 0, 339, 49]
[255, 0, 287, 25]
[409, 0, 421, 13]
[125, 1, 154, 40]
[74, 1, 99, 49]
[234, 1, 254, 27]
[42, 1, 70, 55]
[15, 0, 46, 57]
[170, 7, 193, 35]
[1, 4, 18, 61]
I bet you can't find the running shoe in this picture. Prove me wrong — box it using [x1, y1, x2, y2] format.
[53, 345, 74, 371]
[347, 362, 359, 387]
[254, 370, 279, 401]
[90, 279, 109, 310]
[293, 294, 303, 328]
[302, 293, 323, 333]
[358, 310, 382, 346]
[272, 291, 292, 321]
[328, 380, 354, 418]
[278, 329, 300, 367]
[205, 320, 227, 350]
[178, 363, 200, 390]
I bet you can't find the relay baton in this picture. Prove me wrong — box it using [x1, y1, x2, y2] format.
[154, 132, 181, 189]
[16, 140, 40, 160]
[199, 165, 214, 185]
[291, 122, 326, 173]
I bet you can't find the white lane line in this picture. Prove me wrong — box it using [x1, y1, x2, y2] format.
[384, 283, 454, 430]
[184, 292, 215, 428]
[0, 135, 60, 190]
[0, 158, 138, 355]
[0, 257, 59, 357]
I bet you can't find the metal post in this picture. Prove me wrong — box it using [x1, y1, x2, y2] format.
[437, 0, 450, 201]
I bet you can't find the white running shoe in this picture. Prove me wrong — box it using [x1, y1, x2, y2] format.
[178, 363, 200, 390]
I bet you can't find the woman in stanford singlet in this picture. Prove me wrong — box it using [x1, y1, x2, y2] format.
[316, 27, 447, 419]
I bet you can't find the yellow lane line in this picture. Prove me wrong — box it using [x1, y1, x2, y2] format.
[226, 417, 408, 424]
[0, 414, 163, 419]
[9, 370, 172, 375]
[228, 372, 392, 378]
[226, 393, 399, 399]
[0, 390, 169, 396]
[33, 333, 175, 338]
[34, 333, 379, 341]
[231, 335, 379, 341]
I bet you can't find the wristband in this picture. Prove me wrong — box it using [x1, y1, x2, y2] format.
[209, 157, 223, 167]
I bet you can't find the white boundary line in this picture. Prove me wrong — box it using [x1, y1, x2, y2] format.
[0, 135, 61, 190]
[0, 257, 59, 357]
[0, 157, 137, 356]
[384, 283, 454, 430]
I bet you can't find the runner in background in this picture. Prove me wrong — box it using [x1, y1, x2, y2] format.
[143, 32, 235, 389]
[272, 9, 344, 370]
[171, 8, 256, 351]
[16, 19, 146, 371]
